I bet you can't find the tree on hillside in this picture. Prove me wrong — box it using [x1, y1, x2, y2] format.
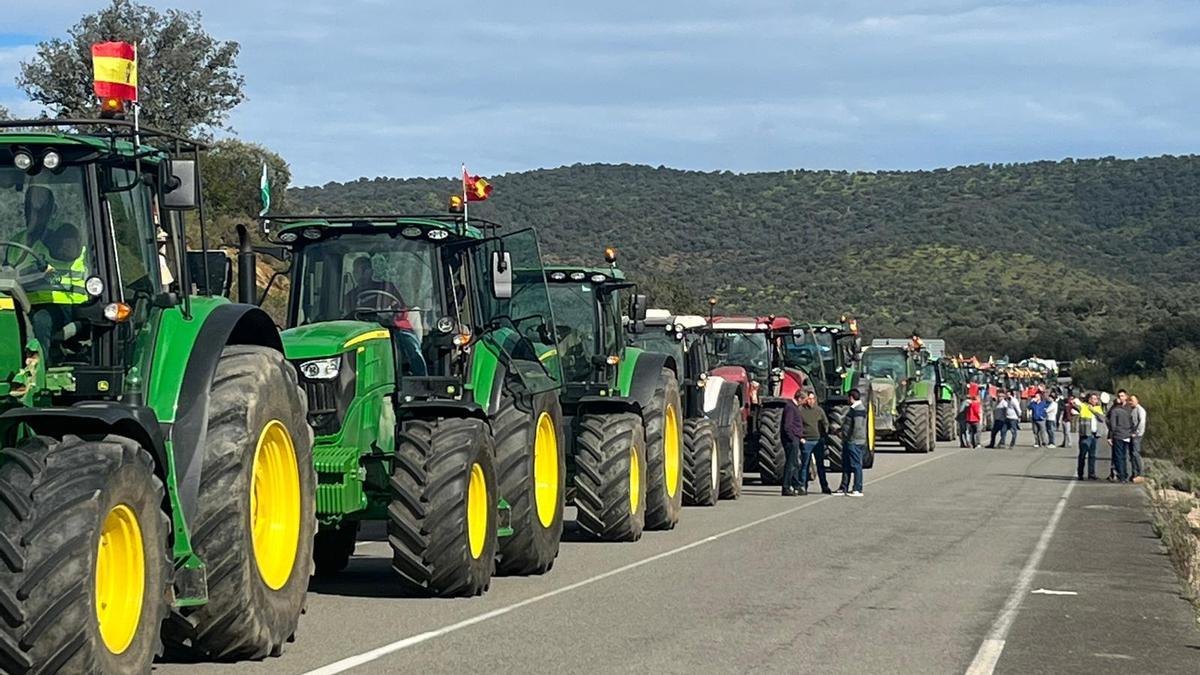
[0, 105, 9, 120]
[17, 0, 243, 136]
[202, 139, 291, 222]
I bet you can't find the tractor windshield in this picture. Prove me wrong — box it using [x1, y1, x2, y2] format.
[708, 331, 770, 376]
[863, 350, 907, 381]
[545, 283, 605, 383]
[293, 233, 438, 333]
[634, 331, 684, 366]
[784, 332, 831, 372]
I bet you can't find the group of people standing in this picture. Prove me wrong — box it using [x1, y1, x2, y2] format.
[1073, 389, 1147, 483]
[780, 388, 869, 497]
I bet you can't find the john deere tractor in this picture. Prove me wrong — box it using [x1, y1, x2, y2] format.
[862, 344, 935, 453]
[264, 214, 564, 596]
[635, 310, 745, 505]
[785, 318, 876, 470]
[0, 118, 314, 673]
[932, 358, 962, 442]
[522, 251, 683, 541]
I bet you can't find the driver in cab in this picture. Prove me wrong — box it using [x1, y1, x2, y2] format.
[13, 187, 90, 353]
[345, 256, 411, 331]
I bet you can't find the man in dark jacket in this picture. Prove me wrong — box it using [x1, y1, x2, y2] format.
[1106, 390, 1135, 483]
[799, 392, 831, 495]
[780, 390, 806, 496]
[834, 389, 867, 497]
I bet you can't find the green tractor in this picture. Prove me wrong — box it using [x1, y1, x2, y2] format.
[264, 214, 565, 596]
[861, 344, 936, 453]
[784, 318, 876, 470]
[525, 251, 684, 541]
[0, 118, 314, 672]
[931, 359, 963, 442]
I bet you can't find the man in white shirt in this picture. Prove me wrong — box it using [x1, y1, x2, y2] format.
[1130, 395, 1147, 480]
[987, 391, 1011, 449]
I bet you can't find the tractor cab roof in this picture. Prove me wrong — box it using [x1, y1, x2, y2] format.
[645, 310, 708, 331]
[0, 118, 203, 163]
[708, 315, 791, 333]
[265, 214, 491, 245]
[792, 321, 857, 338]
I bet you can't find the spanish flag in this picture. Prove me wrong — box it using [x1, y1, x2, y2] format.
[462, 167, 493, 202]
[92, 42, 138, 102]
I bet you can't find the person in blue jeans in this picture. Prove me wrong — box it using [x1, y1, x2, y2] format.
[834, 389, 867, 497]
[1076, 393, 1102, 480]
[1028, 392, 1049, 447]
[798, 392, 831, 494]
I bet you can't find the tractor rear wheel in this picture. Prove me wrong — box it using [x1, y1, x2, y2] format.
[165, 345, 315, 660]
[897, 403, 935, 453]
[495, 391, 565, 576]
[718, 408, 743, 500]
[643, 369, 683, 530]
[682, 417, 719, 506]
[0, 435, 169, 675]
[574, 413, 646, 541]
[756, 407, 786, 484]
[936, 400, 956, 442]
[389, 417, 498, 596]
[314, 522, 359, 577]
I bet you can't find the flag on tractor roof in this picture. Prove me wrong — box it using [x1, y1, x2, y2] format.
[92, 42, 138, 102]
[259, 163, 271, 217]
[462, 167, 493, 202]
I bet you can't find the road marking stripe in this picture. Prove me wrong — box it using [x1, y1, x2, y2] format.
[964, 479, 1075, 675]
[303, 450, 961, 675]
[1030, 588, 1076, 596]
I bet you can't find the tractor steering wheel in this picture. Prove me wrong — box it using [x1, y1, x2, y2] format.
[0, 241, 47, 271]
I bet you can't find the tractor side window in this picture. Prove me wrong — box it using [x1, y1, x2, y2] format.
[105, 168, 160, 300]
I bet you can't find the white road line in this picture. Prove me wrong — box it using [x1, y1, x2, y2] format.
[964, 479, 1076, 675]
[303, 450, 962, 675]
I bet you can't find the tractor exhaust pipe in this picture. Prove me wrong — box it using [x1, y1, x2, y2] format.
[236, 223, 257, 304]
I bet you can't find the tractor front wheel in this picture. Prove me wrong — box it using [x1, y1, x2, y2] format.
[936, 400, 956, 442]
[897, 403, 935, 453]
[718, 407, 744, 500]
[682, 417, 719, 506]
[0, 435, 169, 675]
[756, 407, 786, 484]
[824, 405, 849, 473]
[574, 413, 646, 541]
[389, 417, 498, 596]
[642, 369, 684, 530]
[495, 391, 565, 576]
[165, 345, 316, 660]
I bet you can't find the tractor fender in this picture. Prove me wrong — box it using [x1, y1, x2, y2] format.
[0, 402, 167, 475]
[627, 350, 672, 410]
[779, 368, 806, 400]
[758, 395, 788, 409]
[398, 399, 488, 422]
[172, 303, 285, 528]
[705, 379, 741, 430]
[574, 395, 641, 417]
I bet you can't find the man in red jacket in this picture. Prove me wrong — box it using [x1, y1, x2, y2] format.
[964, 393, 983, 448]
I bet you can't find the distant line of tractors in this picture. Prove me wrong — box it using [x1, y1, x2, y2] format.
[0, 109, 994, 674]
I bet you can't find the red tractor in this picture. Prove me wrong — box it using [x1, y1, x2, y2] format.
[704, 315, 807, 484]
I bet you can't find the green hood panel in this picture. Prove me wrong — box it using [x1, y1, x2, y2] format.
[282, 321, 389, 360]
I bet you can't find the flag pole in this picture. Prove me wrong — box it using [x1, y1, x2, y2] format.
[461, 162, 469, 225]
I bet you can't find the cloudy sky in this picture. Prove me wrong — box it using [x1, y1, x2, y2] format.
[2, 1, 1198, 185]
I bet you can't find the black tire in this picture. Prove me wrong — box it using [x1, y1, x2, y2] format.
[682, 417, 719, 506]
[574, 413, 646, 541]
[824, 405, 849, 472]
[643, 368, 684, 530]
[897, 402, 934, 453]
[314, 522, 359, 578]
[936, 400, 956, 442]
[756, 406, 786, 484]
[164, 345, 315, 660]
[389, 417, 498, 597]
[494, 391, 565, 576]
[0, 435, 169, 675]
[718, 407, 744, 500]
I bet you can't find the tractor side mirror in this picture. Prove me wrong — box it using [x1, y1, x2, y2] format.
[162, 159, 198, 210]
[491, 250, 512, 299]
[187, 250, 233, 297]
[627, 293, 648, 334]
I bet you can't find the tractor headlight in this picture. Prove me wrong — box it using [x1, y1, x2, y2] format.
[13, 150, 34, 172]
[300, 357, 341, 380]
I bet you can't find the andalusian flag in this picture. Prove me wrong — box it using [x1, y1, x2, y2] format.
[462, 166, 493, 202]
[259, 163, 271, 217]
[92, 42, 138, 101]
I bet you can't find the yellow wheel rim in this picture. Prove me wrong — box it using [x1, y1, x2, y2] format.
[96, 504, 144, 655]
[868, 401, 876, 451]
[663, 403, 681, 497]
[250, 420, 301, 591]
[629, 445, 641, 514]
[533, 412, 559, 529]
[467, 463, 488, 559]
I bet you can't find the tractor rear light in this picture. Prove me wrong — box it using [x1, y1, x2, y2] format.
[104, 302, 132, 322]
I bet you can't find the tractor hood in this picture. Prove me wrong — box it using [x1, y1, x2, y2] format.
[281, 321, 389, 360]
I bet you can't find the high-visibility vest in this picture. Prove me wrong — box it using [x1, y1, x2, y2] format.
[26, 242, 89, 305]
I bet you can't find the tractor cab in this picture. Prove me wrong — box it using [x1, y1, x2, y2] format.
[705, 315, 799, 399]
[635, 310, 712, 417]
[785, 318, 864, 404]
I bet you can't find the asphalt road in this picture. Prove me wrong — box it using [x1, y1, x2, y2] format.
[155, 439, 1200, 675]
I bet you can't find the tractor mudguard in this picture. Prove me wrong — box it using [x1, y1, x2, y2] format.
[705, 379, 741, 429]
[398, 399, 488, 421]
[759, 395, 788, 408]
[627, 350, 672, 410]
[0, 402, 166, 471]
[172, 303, 285, 528]
[573, 395, 640, 417]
